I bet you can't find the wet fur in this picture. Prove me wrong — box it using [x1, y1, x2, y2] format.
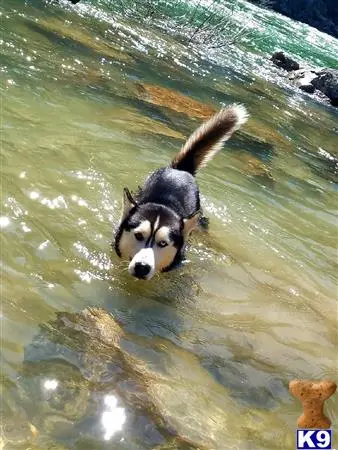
[114, 104, 248, 279]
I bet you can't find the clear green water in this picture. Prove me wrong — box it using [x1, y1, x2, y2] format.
[1, 0, 338, 449]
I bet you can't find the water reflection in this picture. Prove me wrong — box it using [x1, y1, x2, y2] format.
[43, 379, 58, 391]
[101, 394, 126, 441]
[0, 216, 10, 228]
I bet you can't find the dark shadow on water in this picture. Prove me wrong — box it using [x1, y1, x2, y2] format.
[103, 261, 199, 342]
[297, 148, 338, 185]
[26, 21, 112, 61]
[200, 357, 290, 410]
[128, 51, 253, 92]
[228, 130, 275, 162]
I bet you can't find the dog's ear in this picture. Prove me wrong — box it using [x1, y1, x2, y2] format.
[183, 211, 200, 237]
[121, 187, 137, 220]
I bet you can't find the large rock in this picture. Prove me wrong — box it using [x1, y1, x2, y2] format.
[271, 51, 300, 72]
[311, 69, 338, 106]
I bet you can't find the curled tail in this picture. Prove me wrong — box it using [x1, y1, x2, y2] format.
[171, 104, 248, 176]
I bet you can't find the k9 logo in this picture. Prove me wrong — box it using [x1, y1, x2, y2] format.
[297, 429, 333, 449]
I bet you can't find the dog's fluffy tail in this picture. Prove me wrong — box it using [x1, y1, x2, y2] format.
[171, 104, 248, 176]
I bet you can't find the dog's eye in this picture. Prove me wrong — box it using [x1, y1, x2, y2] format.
[134, 232, 144, 241]
[157, 240, 168, 248]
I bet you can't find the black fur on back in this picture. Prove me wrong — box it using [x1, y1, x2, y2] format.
[136, 167, 200, 219]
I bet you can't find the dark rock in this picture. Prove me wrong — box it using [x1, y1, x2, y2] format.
[311, 69, 338, 106]
[271, 51, 300, 72]
[298, 81, 316, 93]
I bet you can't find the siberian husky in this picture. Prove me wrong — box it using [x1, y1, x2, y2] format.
[114, 104, 248, 280]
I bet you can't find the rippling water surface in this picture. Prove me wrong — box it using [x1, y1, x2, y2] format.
[1, 0, 338, 448]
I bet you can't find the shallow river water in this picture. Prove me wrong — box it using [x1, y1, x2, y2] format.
[1, 0, 338, 449]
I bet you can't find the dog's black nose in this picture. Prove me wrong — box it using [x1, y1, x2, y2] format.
[133, 262, 151, 279]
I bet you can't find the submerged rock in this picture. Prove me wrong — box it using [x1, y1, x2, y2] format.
[21, 308, 214, 448]
[1, 375, 39, 449]
[0, 416, 38, 449]
[271, 51, 300, 72]
[28, 18, 133, 64]
[237, 154, 275, 184]
[137, 82, 294, 157]
[311, 68, 338, 106]
[109, 108, 186, 140]
[136, 83, 216, 120]
[19, 307, 296, 449]
[243, 119, 294, 153]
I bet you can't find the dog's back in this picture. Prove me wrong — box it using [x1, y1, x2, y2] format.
[137, 167, 199, 219]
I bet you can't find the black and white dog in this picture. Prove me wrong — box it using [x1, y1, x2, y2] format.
[114, 104, 248, 280]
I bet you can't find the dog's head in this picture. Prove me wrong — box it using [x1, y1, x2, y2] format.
[114, 188, 199, 280]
